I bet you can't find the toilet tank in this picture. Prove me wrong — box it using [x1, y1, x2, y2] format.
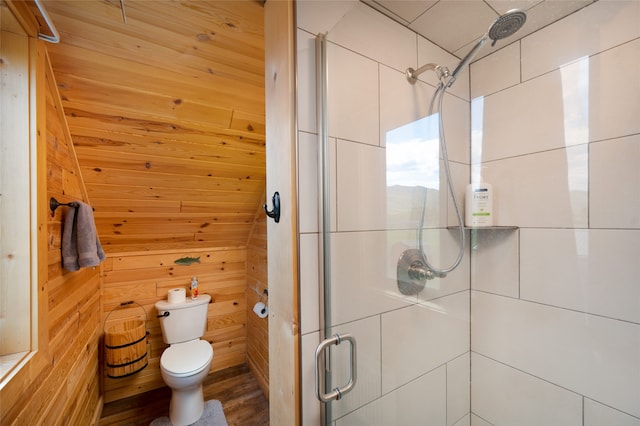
[155, 294, 211, 344]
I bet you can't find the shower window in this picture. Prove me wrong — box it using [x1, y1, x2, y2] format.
[386, 113, 441, 231]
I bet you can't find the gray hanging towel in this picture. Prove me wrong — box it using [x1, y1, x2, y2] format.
[62, 201, 106, 271]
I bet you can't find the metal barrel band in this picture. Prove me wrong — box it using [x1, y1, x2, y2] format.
[107, 359, 149, 379]
[104, 333, 147, 350]
[106, 351, 148, 368]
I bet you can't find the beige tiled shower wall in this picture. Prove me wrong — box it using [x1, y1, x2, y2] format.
[469, 1, 640, 425]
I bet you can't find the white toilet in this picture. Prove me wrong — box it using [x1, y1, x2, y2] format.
[155, 294, 213, 426]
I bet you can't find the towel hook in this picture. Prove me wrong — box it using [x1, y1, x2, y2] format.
[264, 192, 280, 223]
[50, 197, 78, 212]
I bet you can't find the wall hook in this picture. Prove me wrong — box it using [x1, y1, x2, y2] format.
[264, 192, 280, 223]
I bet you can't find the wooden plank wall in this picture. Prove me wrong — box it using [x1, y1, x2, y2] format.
[247, 199, 269, 398]
[43, 48, 102, 424]
[101, 246, 248, 403]
[44, 0, 266, 254]
[0, 41, 101, 424]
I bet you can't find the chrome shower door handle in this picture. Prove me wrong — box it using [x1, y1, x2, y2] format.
[315, 333, 357, 402]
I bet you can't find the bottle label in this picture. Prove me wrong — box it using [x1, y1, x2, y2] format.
[191, 278, 199, 299]
[465, 184, 493, 227]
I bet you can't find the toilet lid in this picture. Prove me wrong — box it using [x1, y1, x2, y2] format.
[161, 340, 213, 376]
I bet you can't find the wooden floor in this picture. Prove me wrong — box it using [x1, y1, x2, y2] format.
[99, 364, 269, 426]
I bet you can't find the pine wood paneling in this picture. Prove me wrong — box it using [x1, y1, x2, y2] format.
[75, 148, 265, 181]
[42, 0, 266, 254]
[84, 183, 258, 203]
[247, 197, 269, 398]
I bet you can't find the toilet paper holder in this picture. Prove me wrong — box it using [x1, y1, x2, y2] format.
[252, 289, 269, 317]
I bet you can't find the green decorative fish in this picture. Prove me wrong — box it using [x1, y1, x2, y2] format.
[174, 256, 201, 266]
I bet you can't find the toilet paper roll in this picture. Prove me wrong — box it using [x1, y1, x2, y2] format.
[253, 302, 268, 319]
[168, 288, 186, 304]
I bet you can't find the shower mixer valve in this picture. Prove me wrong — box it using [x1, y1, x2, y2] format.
[397, 249, 444, 295]
[408, 259, 436, 282]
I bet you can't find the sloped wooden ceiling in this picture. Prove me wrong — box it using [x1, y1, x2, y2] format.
[43, 0, 265, 253]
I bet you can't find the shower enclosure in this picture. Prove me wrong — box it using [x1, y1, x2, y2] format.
[295, 1, 640, 425]
[300, 4, 472, 424]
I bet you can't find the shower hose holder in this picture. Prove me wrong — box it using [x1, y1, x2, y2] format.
[405, 63, 450, 85]
[397, 249, 437, 295]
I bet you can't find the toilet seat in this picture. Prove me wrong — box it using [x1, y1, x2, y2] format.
[161, 339, 213, 377]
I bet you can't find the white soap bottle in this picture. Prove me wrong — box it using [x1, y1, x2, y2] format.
[465, 183, 493, 227]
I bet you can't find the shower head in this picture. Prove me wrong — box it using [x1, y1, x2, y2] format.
[488, 9, 527, 46]
[448, 9, 527, 85]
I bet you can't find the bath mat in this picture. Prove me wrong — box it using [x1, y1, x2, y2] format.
[149, 399, 227, 426]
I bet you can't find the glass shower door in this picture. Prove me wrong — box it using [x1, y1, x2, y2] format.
[312, 21, 470, 425]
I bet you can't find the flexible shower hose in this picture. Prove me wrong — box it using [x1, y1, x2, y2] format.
[416, 81, 466, 277]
